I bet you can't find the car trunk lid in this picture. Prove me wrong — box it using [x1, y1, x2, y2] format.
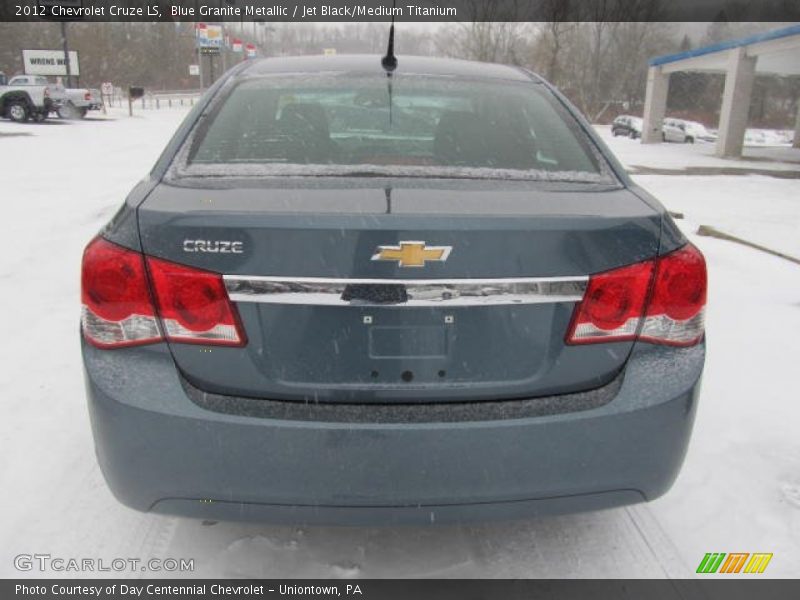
[137, 180, 661, 403]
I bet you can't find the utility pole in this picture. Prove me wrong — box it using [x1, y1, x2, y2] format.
[60, 21, 72, 88]
[197, 46, 204, 89]
[219, 1, 227, 73]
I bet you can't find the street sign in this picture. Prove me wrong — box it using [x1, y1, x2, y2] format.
[232, 38, 243, 53]
[189, 65, 200, 76]
[245, 43, 257, 59]
[197, 23, 223, 49]
[22, 49, 80, 76]
[205, 25, 223, 47]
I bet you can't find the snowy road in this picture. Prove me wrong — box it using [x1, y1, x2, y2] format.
[1, 109, 798, 578]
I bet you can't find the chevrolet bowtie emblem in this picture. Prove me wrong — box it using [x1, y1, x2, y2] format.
[371, 241, 452, 268]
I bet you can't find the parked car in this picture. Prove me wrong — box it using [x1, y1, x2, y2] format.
[681, 120, 717, 143]
[86, 88, 104, 112]
[58, 87, 103, 118]
[6, 75, 96, 119]
[662, 117, 700, 143]
[664, 118, 716, 143]
[81, 55, 706, 525]
[0, 74, 59, 122]
[611, 115, 643, 139]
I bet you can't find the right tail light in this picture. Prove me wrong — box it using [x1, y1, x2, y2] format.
[567, 243, 706, 347]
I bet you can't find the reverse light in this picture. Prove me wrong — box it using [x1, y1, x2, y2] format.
[639, 244, 707, 346]
[567, 243, 706, 347]
[81, 238, 162, 348]
[146, 256, 246, 346]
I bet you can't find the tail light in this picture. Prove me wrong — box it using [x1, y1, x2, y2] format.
[81, 237, 245, 349]
[639, 244, 707, 345]
[146, 257, 246, 346]
[567, 244, 706, 347]
[84, 91, 92, 101]
[81, 238, 161, 348]
[44, 87, 50, 98]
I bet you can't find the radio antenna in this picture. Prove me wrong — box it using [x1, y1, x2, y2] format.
[381, 1, 398, 73]
[381, 1, 398, 126]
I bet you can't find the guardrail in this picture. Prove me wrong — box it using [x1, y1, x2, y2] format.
[144, 90, 204, 109]
[107, 89, 204, 110]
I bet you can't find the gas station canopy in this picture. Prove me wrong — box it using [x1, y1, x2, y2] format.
[642, 25, 800, 156]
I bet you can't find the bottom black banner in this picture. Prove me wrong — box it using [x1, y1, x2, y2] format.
[3, 580, 800, 600]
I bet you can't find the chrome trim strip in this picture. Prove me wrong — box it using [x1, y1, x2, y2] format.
[224, 275, 588, 307]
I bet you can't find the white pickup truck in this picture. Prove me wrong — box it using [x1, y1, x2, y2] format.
[5, 75, 100, 120]
[0, 72, 57, 122]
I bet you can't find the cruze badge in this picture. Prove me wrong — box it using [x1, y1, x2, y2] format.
[183, 240, 243, 254]
[371, 241, 452, 268]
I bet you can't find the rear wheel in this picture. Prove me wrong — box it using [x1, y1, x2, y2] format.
[58, 102, 80, 120]
[686, 136, 694, 144]
[6, 101, 30, 123]
[629, 130, 638, 139]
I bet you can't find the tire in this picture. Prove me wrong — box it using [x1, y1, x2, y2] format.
[58, 102, 79, 120]
[78, 107, 88, 118]
[686, 136, 694, 144]
[6, 101, 30, 123]
[662, 132, 666, 142]
[629, 130, 638, 139]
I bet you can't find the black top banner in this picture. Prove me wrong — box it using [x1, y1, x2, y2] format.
[2, 0, 800, 22]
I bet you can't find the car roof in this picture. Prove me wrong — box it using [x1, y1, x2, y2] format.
[241, 55, 535, 82]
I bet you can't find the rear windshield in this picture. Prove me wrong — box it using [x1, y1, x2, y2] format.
[181, 73, 609, 182]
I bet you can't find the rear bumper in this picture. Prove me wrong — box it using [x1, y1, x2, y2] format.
[83, 339, 703, 525]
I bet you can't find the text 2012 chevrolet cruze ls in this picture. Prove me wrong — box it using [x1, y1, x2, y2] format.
[81, 55, 706, 524]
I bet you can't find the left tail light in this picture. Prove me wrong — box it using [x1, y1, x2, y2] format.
[81, 238, 162, 348]
[146, 256, 246, 347]
[84, 91, 92, 101]
[81, 237, 246, 349]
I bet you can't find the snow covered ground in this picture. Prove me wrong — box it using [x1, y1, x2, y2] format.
[596, 124, 800, 175]
[0, 108, 798, 579]
[596, 125, 800, 259]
